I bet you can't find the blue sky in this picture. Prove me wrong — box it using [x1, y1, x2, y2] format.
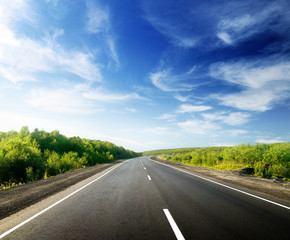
[0, 0, 289, 151]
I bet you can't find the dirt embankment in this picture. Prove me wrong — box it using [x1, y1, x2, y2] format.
[151, 157, 290, 203]
[0, 161, 124, 220]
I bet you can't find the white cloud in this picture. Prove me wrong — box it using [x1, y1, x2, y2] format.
[59, 51, 103, 82]
[27, 88, 96, 114]
[177, 119, 219, 135]
[210, 60, 290, 89]
[157, 114, 176, 122]
[27, 83, 143, 114]
[143, 0, 290, 48]
[216, 3, 287, 45]
[174, 94, 190, 102]
[177, 104, 212, 113]
[86, 0, 110, 34]
[149, 70, 173, 92]
[143, 127, 170, 135]
[217, 14, 254, 44]
[210, 59, 290, 111]
[149, 69, 197, 92]
[202, 112, 251, 126]
[0, 1, 103, 84]
[214, 86, 289, 112]
[227, 129, 248, 136]
[85, 1, 119, 68]
[0, 36, 103, 83]
[125, 108, 137, 113]
[144, 14, 197, 48]
[83, 88, 142, 102]
[107, 37, 120, 68]
[255, 139, 284, 144]
[216, 32, 232, 44]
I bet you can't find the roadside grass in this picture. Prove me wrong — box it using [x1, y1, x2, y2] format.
[145, 143, 290, 181]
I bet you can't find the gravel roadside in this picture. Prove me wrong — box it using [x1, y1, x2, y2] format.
[0, 160, 125, 220]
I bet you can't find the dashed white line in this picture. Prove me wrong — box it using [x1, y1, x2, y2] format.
[163, 209, 185, 240]
[147, 175, 151, 180]
[144, 167, 146, 170]
[0, 163, 124, 239]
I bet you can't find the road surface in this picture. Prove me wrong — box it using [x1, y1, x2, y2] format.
[1, 157, 289, 239]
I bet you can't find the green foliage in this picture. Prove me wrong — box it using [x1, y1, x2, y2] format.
[149, 143, 290, 181]
[0, 133, 44, 183]
[0, 127, 140, 187]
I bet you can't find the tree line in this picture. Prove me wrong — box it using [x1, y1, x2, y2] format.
[153, 143, 290, 181]
[0, 126, 140, 186]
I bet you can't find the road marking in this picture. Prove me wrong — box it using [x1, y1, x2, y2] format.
[144, 167, 146, 170]
[0, 163, 124, 239]
[152, 159, 290, 210]
[148, 175, 151, 180]
[163, 209, 185, 240]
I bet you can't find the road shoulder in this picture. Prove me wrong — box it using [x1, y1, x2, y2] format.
[150, 157, 290, 203]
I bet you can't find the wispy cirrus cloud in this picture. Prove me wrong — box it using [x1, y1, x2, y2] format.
[149, 69, 199, 92]
[28, 88, 96, 114]
[216, 2, 289, 45]
[83, 87, 143, 102]
[177, 104, 212, 113]
[157, 114, 176, 122]
[144, 14, 197, 48]
[176, 110, 251, 135]
[214, 87, 289, 112]
[177, 119, 219, 135]
[226, 129, 248, 136]
[142, 1, 202, 48]
[0, 2, 102, 84]
[27, 84, 143, 114]
[85, 0, 110, 34]
[0, 34, 103, 83]
[255, 138, 284, 144]
[201, 112, 251, 126]
[143, 127, 171, 135]
[85, 0, 119, 68]
[210, 58, 290, 111]
[174, 94, 191, 102]
[210, 60, 290, 89]
[143, 0, 290, 48]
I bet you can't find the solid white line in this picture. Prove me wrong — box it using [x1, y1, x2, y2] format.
[0, 163, 124, 239]
[152, 159, 290, 210]
[163, 209, 185, 240]
[147, 175, 151, 180]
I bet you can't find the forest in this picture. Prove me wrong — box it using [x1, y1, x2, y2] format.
[145, 143, 290, 181]
[0, 127, 140, 189]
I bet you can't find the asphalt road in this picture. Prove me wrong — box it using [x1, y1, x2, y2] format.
[1, 157, 290, 240]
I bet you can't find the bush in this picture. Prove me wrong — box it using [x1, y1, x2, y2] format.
[160, 143, 289, 180]
[0, 127, 139, 186]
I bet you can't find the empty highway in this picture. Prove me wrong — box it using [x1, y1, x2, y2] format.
[1, 157, 290, 239]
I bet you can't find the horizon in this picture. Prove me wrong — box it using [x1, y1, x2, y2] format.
[0, 0, 289, 152]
